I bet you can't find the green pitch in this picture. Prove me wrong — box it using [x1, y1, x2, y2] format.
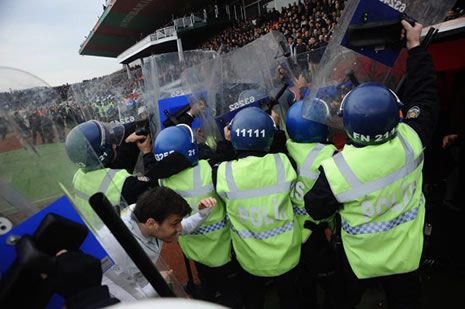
[0, 142, 77, 217]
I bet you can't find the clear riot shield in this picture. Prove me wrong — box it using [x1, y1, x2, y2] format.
[183, 31, 311, 135]
[302, 0, 456, 129]
[287, 47, 326, 95]
[216, 33, 276, 117]
[141, 50, 218, 135]
[68, 69, 145, 126]
[245, 31, 298, 130]
[182, 35, 278, 138]
[0, 67, 186, 307]
[68, 69, 149, 175]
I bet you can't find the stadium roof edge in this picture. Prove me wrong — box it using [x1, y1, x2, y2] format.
[78, 0, 222, 58]
[79, 5, 113, 56]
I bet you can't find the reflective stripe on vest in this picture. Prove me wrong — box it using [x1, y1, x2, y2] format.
[332, 134, 424, 203]
[298, 143, 324, 180]
[160, 165, 215, 198]
[191, 218, 228, 235]
[323, 123, 425, 278]
[231, 220, 295, 240]
[223, 153, 292, 200]
[342, 196, 423, 235]
[293, 204, 309, 216]
[224, 154, 294, 238]
[74, 189, 91, 202]
[217, 153, 300, 276]
[159, 160, 231, 267]
[99, 169, 121, 195]
[74, 168, 128, 206]
[170, 164, 225, 237]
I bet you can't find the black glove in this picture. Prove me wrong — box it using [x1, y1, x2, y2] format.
[46, 250, 102, 299]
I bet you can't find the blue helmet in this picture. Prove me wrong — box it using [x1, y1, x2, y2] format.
[286, 100, 328, 143]
[229, 107, 276, 152]
[65, 120, 125, 168]
[153, 124, 199, 166]
[339, 83, 402, 145]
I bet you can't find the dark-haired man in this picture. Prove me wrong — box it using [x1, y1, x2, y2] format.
[127, 186, 217, 245]
[288, 36, 296, 56]
[107, 187, 216, 299]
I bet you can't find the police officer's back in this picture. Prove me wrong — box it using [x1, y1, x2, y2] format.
[65, 120, 189, 215]
[153, 124, 235, 307]
[304, 21, 438, 308]
[285, 100, 339, 308]
[215, 107, 301, 309]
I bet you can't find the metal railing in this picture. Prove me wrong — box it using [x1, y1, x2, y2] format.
[173, 14, 205, 30]
[117, 14, 206, 62]
[153, 26, 176, 40]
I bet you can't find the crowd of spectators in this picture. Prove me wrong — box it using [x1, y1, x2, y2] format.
[200, 0, 344, 53]
[200, 0, 465, 54]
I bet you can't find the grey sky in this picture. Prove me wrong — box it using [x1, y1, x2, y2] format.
[0, 0, 122, 88]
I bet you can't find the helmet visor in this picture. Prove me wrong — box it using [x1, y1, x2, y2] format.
[98, 122, 125, 146]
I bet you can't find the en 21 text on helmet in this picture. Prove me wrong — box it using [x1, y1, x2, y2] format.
[339, 83, 402, 145]
[65, 120, 125, 169]
[229, 106, 276, 152]
[153, 124, 199, 167]
[286, 100, 328, 143]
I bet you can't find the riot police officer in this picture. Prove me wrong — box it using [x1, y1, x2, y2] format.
[65, 120, 189, 210]
[285, 99, 339, 308]
[304, 21, 438, 308]
[153, 124, 239, 308]
[215, 107, 301, 309]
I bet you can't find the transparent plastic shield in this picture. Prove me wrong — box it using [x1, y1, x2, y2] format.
[183, 31, 308, 134]
[271, 46, 326, 129]
[68, 69, 149, 175]
[0, 67, 187, 300]
[170, 56, 220, 149]
[287, 47, 326, 92]
[247, 31, 302, 94]
[62, 122, 188, 299]
[213, 38, 271, 117]
[68, 69, 145, 126]
[246, 31, 298, 129]
[182, 36, 270, 138]
[302, 0, 456, 128]
[0, 67, 74, 221]
[142, 50, 218, 135]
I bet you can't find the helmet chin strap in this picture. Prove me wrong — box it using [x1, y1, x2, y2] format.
[92, 120, 112, 165]
[176, 123, 195, 144]
[388, 88, 404, 110]
[97, 121, 107, 149]
[338, 89, 352, 117]
[314, 98, 330, 119]
[267, 114, 278, 131]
